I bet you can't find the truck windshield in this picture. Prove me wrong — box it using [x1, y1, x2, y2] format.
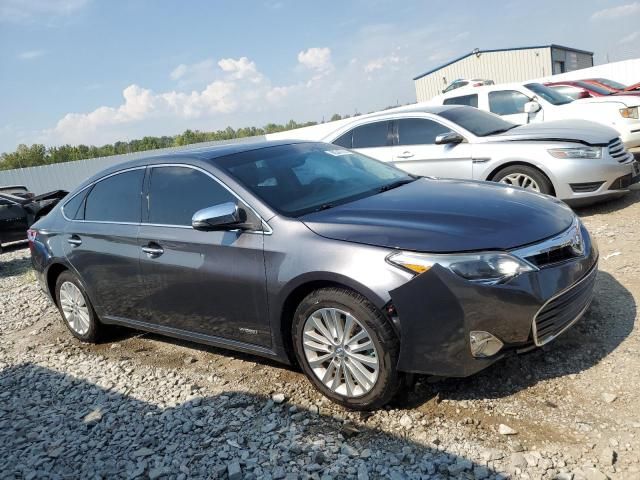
[525, 83, 573, 105]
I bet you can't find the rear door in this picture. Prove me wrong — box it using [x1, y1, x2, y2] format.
[63, 168, 146, 321]
[138, 165, 270, 346]
[333, 120, 394, 162]
[391, 118, 473, 179]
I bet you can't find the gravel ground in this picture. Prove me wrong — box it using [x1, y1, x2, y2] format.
[1, 188, 639, 480]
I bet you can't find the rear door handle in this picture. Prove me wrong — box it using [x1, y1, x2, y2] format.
[396, 151, 415, 159]
[142, 244, 164, 257]
[67, 235, 82, 247]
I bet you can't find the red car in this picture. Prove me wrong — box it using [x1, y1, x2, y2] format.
[583, 78, 640, 94]
[545, 80, 640, 100]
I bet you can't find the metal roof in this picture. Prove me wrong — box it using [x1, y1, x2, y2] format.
[413, 44, 595, 81]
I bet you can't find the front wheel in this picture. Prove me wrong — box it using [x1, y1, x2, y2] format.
[292, 288, 402, 410]
[492, 165, 553, 195]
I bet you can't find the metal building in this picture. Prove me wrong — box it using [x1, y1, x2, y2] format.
[414, 45, 594, 102]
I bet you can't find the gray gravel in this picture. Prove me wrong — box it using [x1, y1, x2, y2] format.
[1, 189, 640, 479]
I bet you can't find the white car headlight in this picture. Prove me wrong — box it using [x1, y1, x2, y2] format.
[620, 106, 639, 119]
[547, 147, 602, 159]
[387, 251, 537, 285]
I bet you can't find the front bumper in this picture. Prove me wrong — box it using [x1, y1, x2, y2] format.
[390, 225, 598, 377]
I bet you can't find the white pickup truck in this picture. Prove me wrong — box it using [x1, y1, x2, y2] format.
[433, 82, 640, 149]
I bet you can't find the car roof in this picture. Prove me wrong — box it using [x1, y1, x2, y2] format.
[440, 81, 537, 98]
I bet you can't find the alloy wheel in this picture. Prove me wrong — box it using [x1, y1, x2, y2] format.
[302, 307, 380, 398]
[59, 281, 91, 335]
[499, 173, 541, 192]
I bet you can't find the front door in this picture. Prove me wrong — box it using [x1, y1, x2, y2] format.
[391, 118, 473, 179]
[138, 165, 270, 347]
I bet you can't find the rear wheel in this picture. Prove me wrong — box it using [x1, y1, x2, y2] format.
[492, 165, 553, 195]
[55, 271, 102, 342]
[292, 287, 402, 410]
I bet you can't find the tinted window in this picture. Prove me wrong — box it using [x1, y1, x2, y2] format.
[443, 94, 478, 108]
[397, 119, 450, 145]
[217, 143, 412, 217]
[148, 166, 235, 226]
[351, 122, 390, 148]
[524, 83, 573, 105]
[85, 170, 144, 223]
[439, 106, 517, 137]
[333, 131, 352, 148]
[63, 191, 87, 220]
[488, 90, 530, 115]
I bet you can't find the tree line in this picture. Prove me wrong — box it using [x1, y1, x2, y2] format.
[0, 114, 352, 171]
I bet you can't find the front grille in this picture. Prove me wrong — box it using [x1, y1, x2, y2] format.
[608, 173, 632, 190]
[608, 138, 633, 164]
[570, 181, 604, 193]
[533, 266, 597, 345]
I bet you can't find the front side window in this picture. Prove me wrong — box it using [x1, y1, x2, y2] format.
[84, 169, 144, 223]
[396, 119, 450, 145]
[488, 90, 530, 115]
[351, 121, 391, 148]
[147, 166, 235, 226]
[443, 94, 478, 108]
[217, 143, 413, 217]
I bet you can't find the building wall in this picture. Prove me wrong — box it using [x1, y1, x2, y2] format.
[550, 47, 593, 74]
[415, 47, 552, 102]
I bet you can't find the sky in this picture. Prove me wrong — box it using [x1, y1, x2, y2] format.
[0, 0, 639, 153]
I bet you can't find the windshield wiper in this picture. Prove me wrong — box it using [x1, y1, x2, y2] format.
[378, 178, 415, 193]
[314, 203, 335, 212]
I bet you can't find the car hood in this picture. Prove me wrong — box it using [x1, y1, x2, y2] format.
[491, 120, 618, 145]
[301, 178, 575, 253]
[573, 95, 640, 108]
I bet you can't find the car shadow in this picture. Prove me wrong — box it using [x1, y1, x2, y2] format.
[0, 363, 499, 478]
[400, 270, 636, 407]
[573, 186, 640, 216]
[0, 245, 32, 278]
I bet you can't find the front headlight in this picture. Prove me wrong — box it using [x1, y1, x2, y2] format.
[387, 251, 537, 285]
[547, 147, 602, 159]
[620, 106, 639, 119]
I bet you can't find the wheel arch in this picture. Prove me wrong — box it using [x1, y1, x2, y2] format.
[46, 262, 69, 305]
[485, 160, 556, 196]
[276, 273, 389, 364]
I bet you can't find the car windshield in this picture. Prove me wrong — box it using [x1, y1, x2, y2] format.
[593, 78, 627, 90]
[573, 81, 614, 95]
[524, 83, 574, 105]
[438, 106, 517, 137]
[215, 143, 416, 217]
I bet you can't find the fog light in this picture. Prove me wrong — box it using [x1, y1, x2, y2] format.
[469, 331, 504, 358]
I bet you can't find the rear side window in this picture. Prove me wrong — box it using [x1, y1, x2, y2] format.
[148, 166, 235, 226]
[351, 122, 391, 148]
[333, 131, 353, 148]
[397, 119, 450, 145]
[85, 169, 144, 223]
[443, 94, 478, 108]
[488, 90, 529, 115]
[63, 191, 87, 220]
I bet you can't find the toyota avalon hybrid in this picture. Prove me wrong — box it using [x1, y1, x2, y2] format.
[29, 141, 598, 409]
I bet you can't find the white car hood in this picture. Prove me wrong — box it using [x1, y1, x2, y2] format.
[491, 120, 618, 145]
[572, 95, 640, 107]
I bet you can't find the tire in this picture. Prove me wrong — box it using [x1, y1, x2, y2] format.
[55, 271, 102, 343]
[492, 165, 553, 195]
[292, 287, 402, 410]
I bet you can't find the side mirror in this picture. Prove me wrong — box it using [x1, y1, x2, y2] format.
[192, 202, 247, 231]
[435, 131, 464, 145]
[524, 101, 541, 113]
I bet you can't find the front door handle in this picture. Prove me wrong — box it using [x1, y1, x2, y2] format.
[67, 235, 82, 247]
[142, 243, 164, 257]
[396, 151, 415, 159]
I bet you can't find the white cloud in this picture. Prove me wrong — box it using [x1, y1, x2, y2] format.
[297, 47, 333, 73]
[364, 54, 406, 73]
[17, 49, 45, 60]
[591, 2, 640, 20]
[218, 57, 262, 82]
[170, 59, 215, 82]
[0, 0, 88, 23]
[619, 31, 640, 43]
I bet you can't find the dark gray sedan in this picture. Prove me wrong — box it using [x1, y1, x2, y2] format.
[29, 141, 598, 409]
